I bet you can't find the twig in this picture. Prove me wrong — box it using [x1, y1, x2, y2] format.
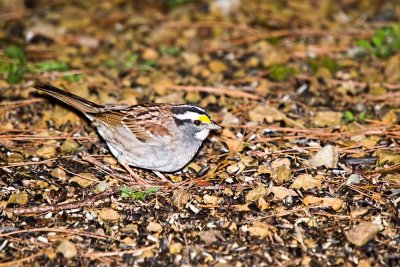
[0, 8, 24, 21]
[163, 20, 254, 33]
[0, 128, 59, 134]
[0, 98, 44, 107]
[203, 28, 374, 53]
[365, 164, 400, 175]
[2, 186, 120, 215]
[155, 85, 261, 100]
[24, 70, 84, 79]
[79, 152, 137, 184]
[0, 159, 57, 169]
[0, 251, 43, 267]
[312, 212, 352, 219]
[341, 157, 377, 165]
[291, 45, 351, 58]
[297, 74, 400, 91]
[0, 135, 93, 141]
[249, 205, 324, 222]
[59, 166, 101, 183]
[83, 245, 157, 257]
[223, 124, 400, 141]
[0, 227, 120, 241]
[366, 91, 400, 103]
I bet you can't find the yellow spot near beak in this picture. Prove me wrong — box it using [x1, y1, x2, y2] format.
[198, 114, 211, 123]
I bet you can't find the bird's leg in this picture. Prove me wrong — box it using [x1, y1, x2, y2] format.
[109, 144, 148, 187]
[79, 152, 136, 185]
[119, 160, 148, 188]
[153, 171, 171, 183]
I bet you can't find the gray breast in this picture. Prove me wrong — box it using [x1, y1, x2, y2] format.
[96, 123, 203, 172]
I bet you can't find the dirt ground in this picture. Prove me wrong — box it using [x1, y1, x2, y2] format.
[0, 0, 399, 266]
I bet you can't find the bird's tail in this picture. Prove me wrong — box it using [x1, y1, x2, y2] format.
[34, 84, 102, 114]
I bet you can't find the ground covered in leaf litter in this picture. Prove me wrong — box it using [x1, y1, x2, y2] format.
[0, 0, 400, 266]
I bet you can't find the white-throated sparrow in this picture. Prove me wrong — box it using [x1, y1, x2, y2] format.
[34, 84, 220, 184]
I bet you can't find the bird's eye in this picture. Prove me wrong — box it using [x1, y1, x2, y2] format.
[194, 120, 201, 126]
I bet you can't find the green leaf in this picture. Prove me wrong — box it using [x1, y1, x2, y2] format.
[120, 186, 159, 201]
[7, 63, 25, 83]
[356, 39, 372, 49]
[343, 111, 354, 123]
[343, 111, 368, 124]
[159, 46, 181, 57]
[124, 54, 138, 68]
[127, 54, 138, 63]
[63, 74, 84, 82]
[308, 60, 319, 73]
[0, 62, 9, 73]
[167, 0, 193, 9]
[309, 57, 339, 74]
[371, 35, 384, 48]
[266, 37, 282, 45]
[142, 60, 157, 67]
[139, 60, 157, 72]
[35, 61, 69, 72]
[4, 45, 27, 84]
[358, 111, 366, 123]
[104, 59, 118, 68]
[5, 46, 26, 62]
[321, 58, 338, 73]
[356, 24, 400, 58]
[268, 64, 293, 81]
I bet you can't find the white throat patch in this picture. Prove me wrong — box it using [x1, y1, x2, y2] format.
[195, 129, 209, 140]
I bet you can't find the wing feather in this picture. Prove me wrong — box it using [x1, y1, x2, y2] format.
[122, 118, 152, 142]
[92, 104, 172, 143]
[93, 111, 151, 142]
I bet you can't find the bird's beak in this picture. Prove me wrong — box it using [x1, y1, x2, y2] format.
[207, 120, 221, 130]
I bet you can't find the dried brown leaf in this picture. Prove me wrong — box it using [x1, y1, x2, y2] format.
[56, 240, 77, 259]
[270, 186, 297, 200]
[310, 145, 338, 168]
[291, 174, 322, 190]
[245, 186, 268, 202]
[347, 222, 379, 247]
[248, 222, 274, 239]
[98, 208, 120, 221]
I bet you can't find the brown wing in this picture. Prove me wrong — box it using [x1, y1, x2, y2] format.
[121, 115, 153, 142]
[93, 110, 152, 142]
[122, 104, 172, 141]
[93, 111, 123, 127]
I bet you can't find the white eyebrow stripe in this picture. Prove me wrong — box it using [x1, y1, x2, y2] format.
[192, 106, 207, 113]
[174, 111, 201, 121]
